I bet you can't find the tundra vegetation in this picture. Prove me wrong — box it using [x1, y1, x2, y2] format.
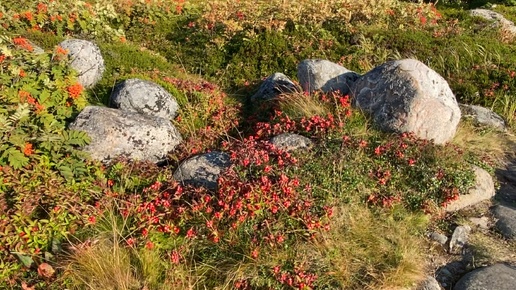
[0, 0, 515, 289]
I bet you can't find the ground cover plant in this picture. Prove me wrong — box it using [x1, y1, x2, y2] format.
[1, 0, 515, 289]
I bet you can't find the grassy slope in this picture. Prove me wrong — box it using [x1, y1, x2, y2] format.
[1, 0, 516, 289]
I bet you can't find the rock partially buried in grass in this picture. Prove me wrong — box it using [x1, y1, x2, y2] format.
[69, 106, 182, 163]
[445, 166, 494, 212]
[270, 133, 313, 152]
[459, 104, 506, 131]
[174, 151, 231, 190]
[110, 78, 179, 120]
[469, 9, 516, 37]
[297, 59, 360, 95]
[448, 225, 470, 254]
[454, 263, 516, 290]
[351, 59, 461, 144]
[250, 73, 301, 102]
[59, 39, 105, 89]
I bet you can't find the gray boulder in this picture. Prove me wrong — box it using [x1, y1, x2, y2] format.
[492, 204, 516, 240]
[59, 39, 105, 88]
[297, 59, 360, 95]
[110, 78, 179, 120]
[460, 104, 506, 131]
[270, 133, 313, 152]
[173, 151, 231, 190]
[69, 106, 182, 163]
[250, 73, 300, 102]
[469, 9, 516, 36]
[445, 166, 495, 212]
[351, 59, 461, 144]
[454, 263, 516, 290]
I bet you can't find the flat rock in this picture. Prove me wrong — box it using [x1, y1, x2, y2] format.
[69, 106, 182, 163]
[110, 78, 179, 119]
[350, 59, 460, 144]
[270, 133, 313, 151]
[250, 73, 300, 101]
[449, 225, 471, 254]
[173, 151, 231, 190]
[445, 166, 495, 212]
[417, 276, 442, 290]
[492, 204, 516, 240]
[468, 217, 490, 230]
[297, 59, 360, 95]
[454, 263, 516, 290]
[59, 39, 105, 88]
[459, 104, 506, 131]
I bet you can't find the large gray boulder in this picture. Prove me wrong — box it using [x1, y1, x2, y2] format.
[173, 151, 231, 190]
[492, 204, 516, 240]
[59, 39, 105, 89]
[250, 73, 300, 102]
[351, 59, 461, 144]
[445, 166, 495, 212]
[69, 106, 182, 163]
[297, 59, 360, 95]
[454, 263, 516, 290]
[110, 78, 179, 120]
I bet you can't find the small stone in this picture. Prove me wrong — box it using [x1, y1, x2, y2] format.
[173, 151, 231, 190]
[449, 225, 471, 254]
[429, 232, 448, 245]
[270, 133, 313, 152]
[468, 217, 490, 230]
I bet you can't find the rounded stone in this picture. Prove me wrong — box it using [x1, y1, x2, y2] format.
[59, 39, 105, 88]
[110, 78, 179, 120]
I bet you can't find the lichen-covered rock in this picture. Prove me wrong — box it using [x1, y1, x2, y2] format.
[59, 39, 105, 88]
[492, 204, 516, 240]
[469, 9, 516, 36]
[454, 263, 516, 290]
[297, 59, 360, 95]
[250, 73, 300, 102]
[460, 104, 506, 131]
[110, 78, 179, 120]
[445, 166, 495, 212]
[173, 151, 231, 190]
[351, 59, 461, 144]
[69, 106, 181, 163]
[270, 133, 313, 152]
